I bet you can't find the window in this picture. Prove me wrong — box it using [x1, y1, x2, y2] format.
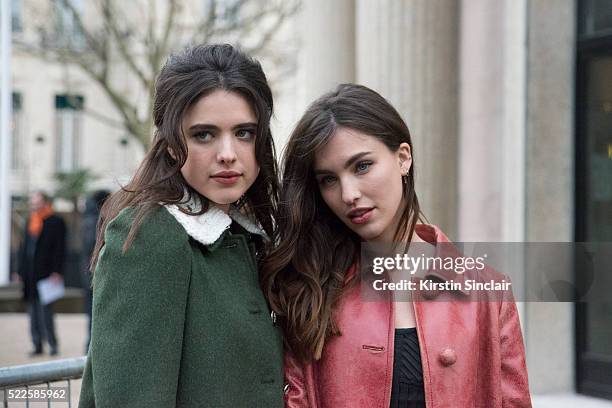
[54, 0, 85, 48]
[11, 92, 22, 170]
[55, 94, 84, 172]
[579, 0, 612, 38]
[576, 0, 612, 400]
[11, 0, 22, 33]
[202, 0, 241, 25]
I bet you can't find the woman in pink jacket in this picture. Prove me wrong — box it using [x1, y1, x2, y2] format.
[262, 84, 531, 407]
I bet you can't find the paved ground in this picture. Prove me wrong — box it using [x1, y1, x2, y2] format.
[534, 393, 612, 407]
[1, 313, 611, 407]
[0, 313, 87, 407]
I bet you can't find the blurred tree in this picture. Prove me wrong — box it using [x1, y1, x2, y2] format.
[18, 0, 299, 149]
[54, 168, 97, 213]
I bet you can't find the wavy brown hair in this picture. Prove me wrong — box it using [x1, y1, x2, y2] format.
[90, 44, 279, 271]
[261, 84, 424, 362]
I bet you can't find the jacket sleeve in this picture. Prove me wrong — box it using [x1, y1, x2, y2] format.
[499, 286, 532, 407]
[84, 208, 191, 408]
[284, 350, 311, 408]
[16, 228, 27, 279]
[50, 217, 67, 275]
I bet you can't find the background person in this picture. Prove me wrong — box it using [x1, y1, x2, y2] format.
[15, 191, 66, 357]
[80, 189, 110, 354]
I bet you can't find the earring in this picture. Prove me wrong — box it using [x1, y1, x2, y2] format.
[400, 161, 409, 186]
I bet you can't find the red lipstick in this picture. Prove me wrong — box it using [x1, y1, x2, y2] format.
[347, 207, 374, 225]
[211, 171, 241, 185]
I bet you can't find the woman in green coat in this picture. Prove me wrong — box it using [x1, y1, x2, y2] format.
[78, 44, 284, 407]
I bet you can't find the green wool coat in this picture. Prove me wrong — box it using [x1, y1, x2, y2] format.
[78, 203, 284, 408]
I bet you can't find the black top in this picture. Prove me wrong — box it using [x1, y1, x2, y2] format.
[390, 327, 426, 408]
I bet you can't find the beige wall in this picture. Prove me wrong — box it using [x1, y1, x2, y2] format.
[11, 51, 144, 195]
[10, 1, 152, 197]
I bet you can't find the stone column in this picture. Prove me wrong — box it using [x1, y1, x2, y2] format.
[298, 0, 355, 105]
[356, 0, 459, 237]
[459, 0, 576, 394]
[458, 0, 527, 242]
[523, 0, 576, 394]
[274, 0, 356, 148]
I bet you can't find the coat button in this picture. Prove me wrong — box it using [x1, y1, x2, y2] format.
[438, 348, 457, 367]
[420, 288, 439, 300]
[284, 384, 290, 395]
[415, 277, 440, 299]
[247, 299, 262, 314]
[419, 281, 440, 299]
[262, 374, 275, 384]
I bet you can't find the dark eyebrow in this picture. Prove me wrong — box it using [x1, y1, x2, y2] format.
[188, 122, 258, 132]
[234, 122, 258, 130]
[314, 151, 372, 175]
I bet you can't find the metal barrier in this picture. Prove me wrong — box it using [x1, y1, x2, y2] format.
[0, 357, 86, 407]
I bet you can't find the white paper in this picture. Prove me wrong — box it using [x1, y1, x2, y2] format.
[37, 277, 65, 305]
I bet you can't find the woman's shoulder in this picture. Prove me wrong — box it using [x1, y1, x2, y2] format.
[95, 205, 192, 280]
[105, 205, 189, 247]
[93, 205, 193, 305]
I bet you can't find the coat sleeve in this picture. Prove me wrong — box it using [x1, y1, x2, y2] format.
[50, 217, 67, 275]
[16, 228, 27, 279]
[284, 350, 311, 408]
[83, 208, 191, 408]
[499, 285, 532, 407]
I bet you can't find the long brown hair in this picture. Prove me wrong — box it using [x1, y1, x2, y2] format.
[261, 84, 424, 362]
[91, 44, 279, 271]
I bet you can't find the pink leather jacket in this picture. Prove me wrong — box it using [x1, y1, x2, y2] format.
[284, 225, 531, 407]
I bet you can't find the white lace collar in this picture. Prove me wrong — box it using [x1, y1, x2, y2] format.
[163, 195, 268, 246]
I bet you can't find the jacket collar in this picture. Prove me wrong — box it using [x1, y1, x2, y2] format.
[163, 194, 268, 246]
[415, 224, 470, 295]
[414, 224, 449, 245]
[348, 224, 451, 280]
[345, 225, 471, 296]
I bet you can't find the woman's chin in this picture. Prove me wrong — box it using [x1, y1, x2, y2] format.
[204, 192, 244, 207]
[350, 226, 382, 242]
